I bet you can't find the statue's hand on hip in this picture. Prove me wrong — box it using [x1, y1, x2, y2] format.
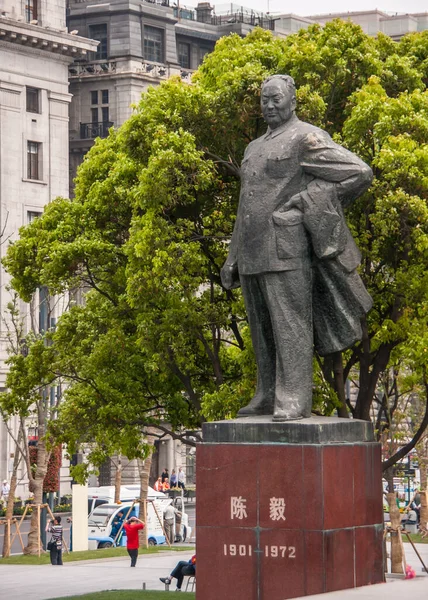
[221, 263, 240, 290]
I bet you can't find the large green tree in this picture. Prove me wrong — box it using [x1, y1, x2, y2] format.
[2, 21, 428, 474]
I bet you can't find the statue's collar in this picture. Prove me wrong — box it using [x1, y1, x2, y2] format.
[265, 113, 298, 140]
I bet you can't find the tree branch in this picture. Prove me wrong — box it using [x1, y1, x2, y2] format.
[203, 149, 241, 179]
[382, 372, 428, 471]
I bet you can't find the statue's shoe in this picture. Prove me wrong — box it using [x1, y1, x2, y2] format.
[272, 410, 304, 422]
[238, 396, 274, 417]
[272, 401, 311, 422]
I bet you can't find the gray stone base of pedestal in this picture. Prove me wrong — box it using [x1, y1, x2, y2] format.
[202, 415, 374, 444]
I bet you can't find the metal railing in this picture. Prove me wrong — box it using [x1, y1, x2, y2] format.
[173, 7, 275, 29]
[69, 61, 116, 77]
[80, 121, 113, 139]
[142, 0, 170, 6]
[173, 7, 195, 20]
[70, 0, 169, 4]
[211, 12, 275, 29]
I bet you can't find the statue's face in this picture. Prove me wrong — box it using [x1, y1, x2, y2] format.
[261, 80, 296, 129]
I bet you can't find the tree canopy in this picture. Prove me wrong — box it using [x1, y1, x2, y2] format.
[2, 20, 428, 471]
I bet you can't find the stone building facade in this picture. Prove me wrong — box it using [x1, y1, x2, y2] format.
[67, 0, 276, 190]
[67, 3, 428, 192]
[0, 1, 96, 498]
[277, 9, 428, 40]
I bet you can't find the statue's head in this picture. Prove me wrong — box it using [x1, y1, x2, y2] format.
[261, 75, 296, 130]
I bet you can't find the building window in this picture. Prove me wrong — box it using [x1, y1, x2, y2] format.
[27, 141, 41, 180]
[101, 107, 109, 123]
[144, 26, 164, 63]
[88, 24, 108, 60]
[90, 91, 109, 123]
[26, 87, 40, 113]
[27, 211, 42, 223]
[178, 42, 191, 69]
[198, 46, 211, 65]
[82, 86, 111, 139]
[25, 0, 38, 22]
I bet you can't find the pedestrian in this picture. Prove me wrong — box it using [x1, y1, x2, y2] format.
[160, 554, 196, 591]
[1, 479, 10, 502]
[175, 506, 183, 540]
[161, 467, 169, 484]
[154, 476, 164, 491]
[402, 507, 418, 526]
[162, 479, 170, 492]
[178, 467, 186, 490]
[123, 516, 145, 567]
[170, 469, 178, 488]
[407, 489, 422, 523]
[154, 476, 163, 492]
[111, 510, 125, 541]
[46, 516, 63, 565]
[163, 503, 179, 544]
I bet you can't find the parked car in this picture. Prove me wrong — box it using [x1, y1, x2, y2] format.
[87, 484, 163, 516]
[88, 493, 192, 549]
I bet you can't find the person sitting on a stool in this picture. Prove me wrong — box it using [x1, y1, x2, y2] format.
[401, 507, 418, 527]
[160, 554, 196, 591]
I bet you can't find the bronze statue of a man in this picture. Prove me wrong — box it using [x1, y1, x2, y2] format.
[221, 75, 373, 421]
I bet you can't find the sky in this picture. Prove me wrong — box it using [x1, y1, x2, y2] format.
[197, 0, 428, 17]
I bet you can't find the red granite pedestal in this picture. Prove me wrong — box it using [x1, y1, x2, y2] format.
[196, 418, 384, 600]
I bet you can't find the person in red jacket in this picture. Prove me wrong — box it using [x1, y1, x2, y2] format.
[123, 516, 145, 567]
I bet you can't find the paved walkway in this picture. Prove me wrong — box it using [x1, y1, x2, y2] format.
[313, 541, 428, 599]
[0, 543, 427, 599]
[1, 551, 194, 600]
[303, 576, 427, 599]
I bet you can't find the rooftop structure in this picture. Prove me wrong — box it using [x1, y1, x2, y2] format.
[276, 9, 428, 39]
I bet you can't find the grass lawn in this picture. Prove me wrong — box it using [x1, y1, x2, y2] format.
[47, 593, 195, 600]
[402, 532, 428, 544]
[0, 546, 192, 565]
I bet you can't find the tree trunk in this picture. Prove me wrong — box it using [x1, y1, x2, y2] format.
[332, 352, 349, 418]
[387, 492, 404, 574]
[24, 438, 50, 555]
[114, 457, 123, 504]
[2, 430, 22, 558]
[420, 490, 428, 533]
[416, 439, 428, 530]
[137, 433, 155, 548]
[420, 464, 427, 492]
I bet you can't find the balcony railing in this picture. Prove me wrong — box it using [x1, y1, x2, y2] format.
[172, 6, 275, 29]
[71, 0, 169, 4]
[69, 61, 116, 77]
[211, 12, 275, 30]
[80, 121, 113, 139]
[143, 0, 170, 5]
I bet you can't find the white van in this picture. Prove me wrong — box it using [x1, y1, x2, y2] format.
[87, 486, 191, 549]
[87, 484, 162, 515]
[88, 499, 169, 548]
